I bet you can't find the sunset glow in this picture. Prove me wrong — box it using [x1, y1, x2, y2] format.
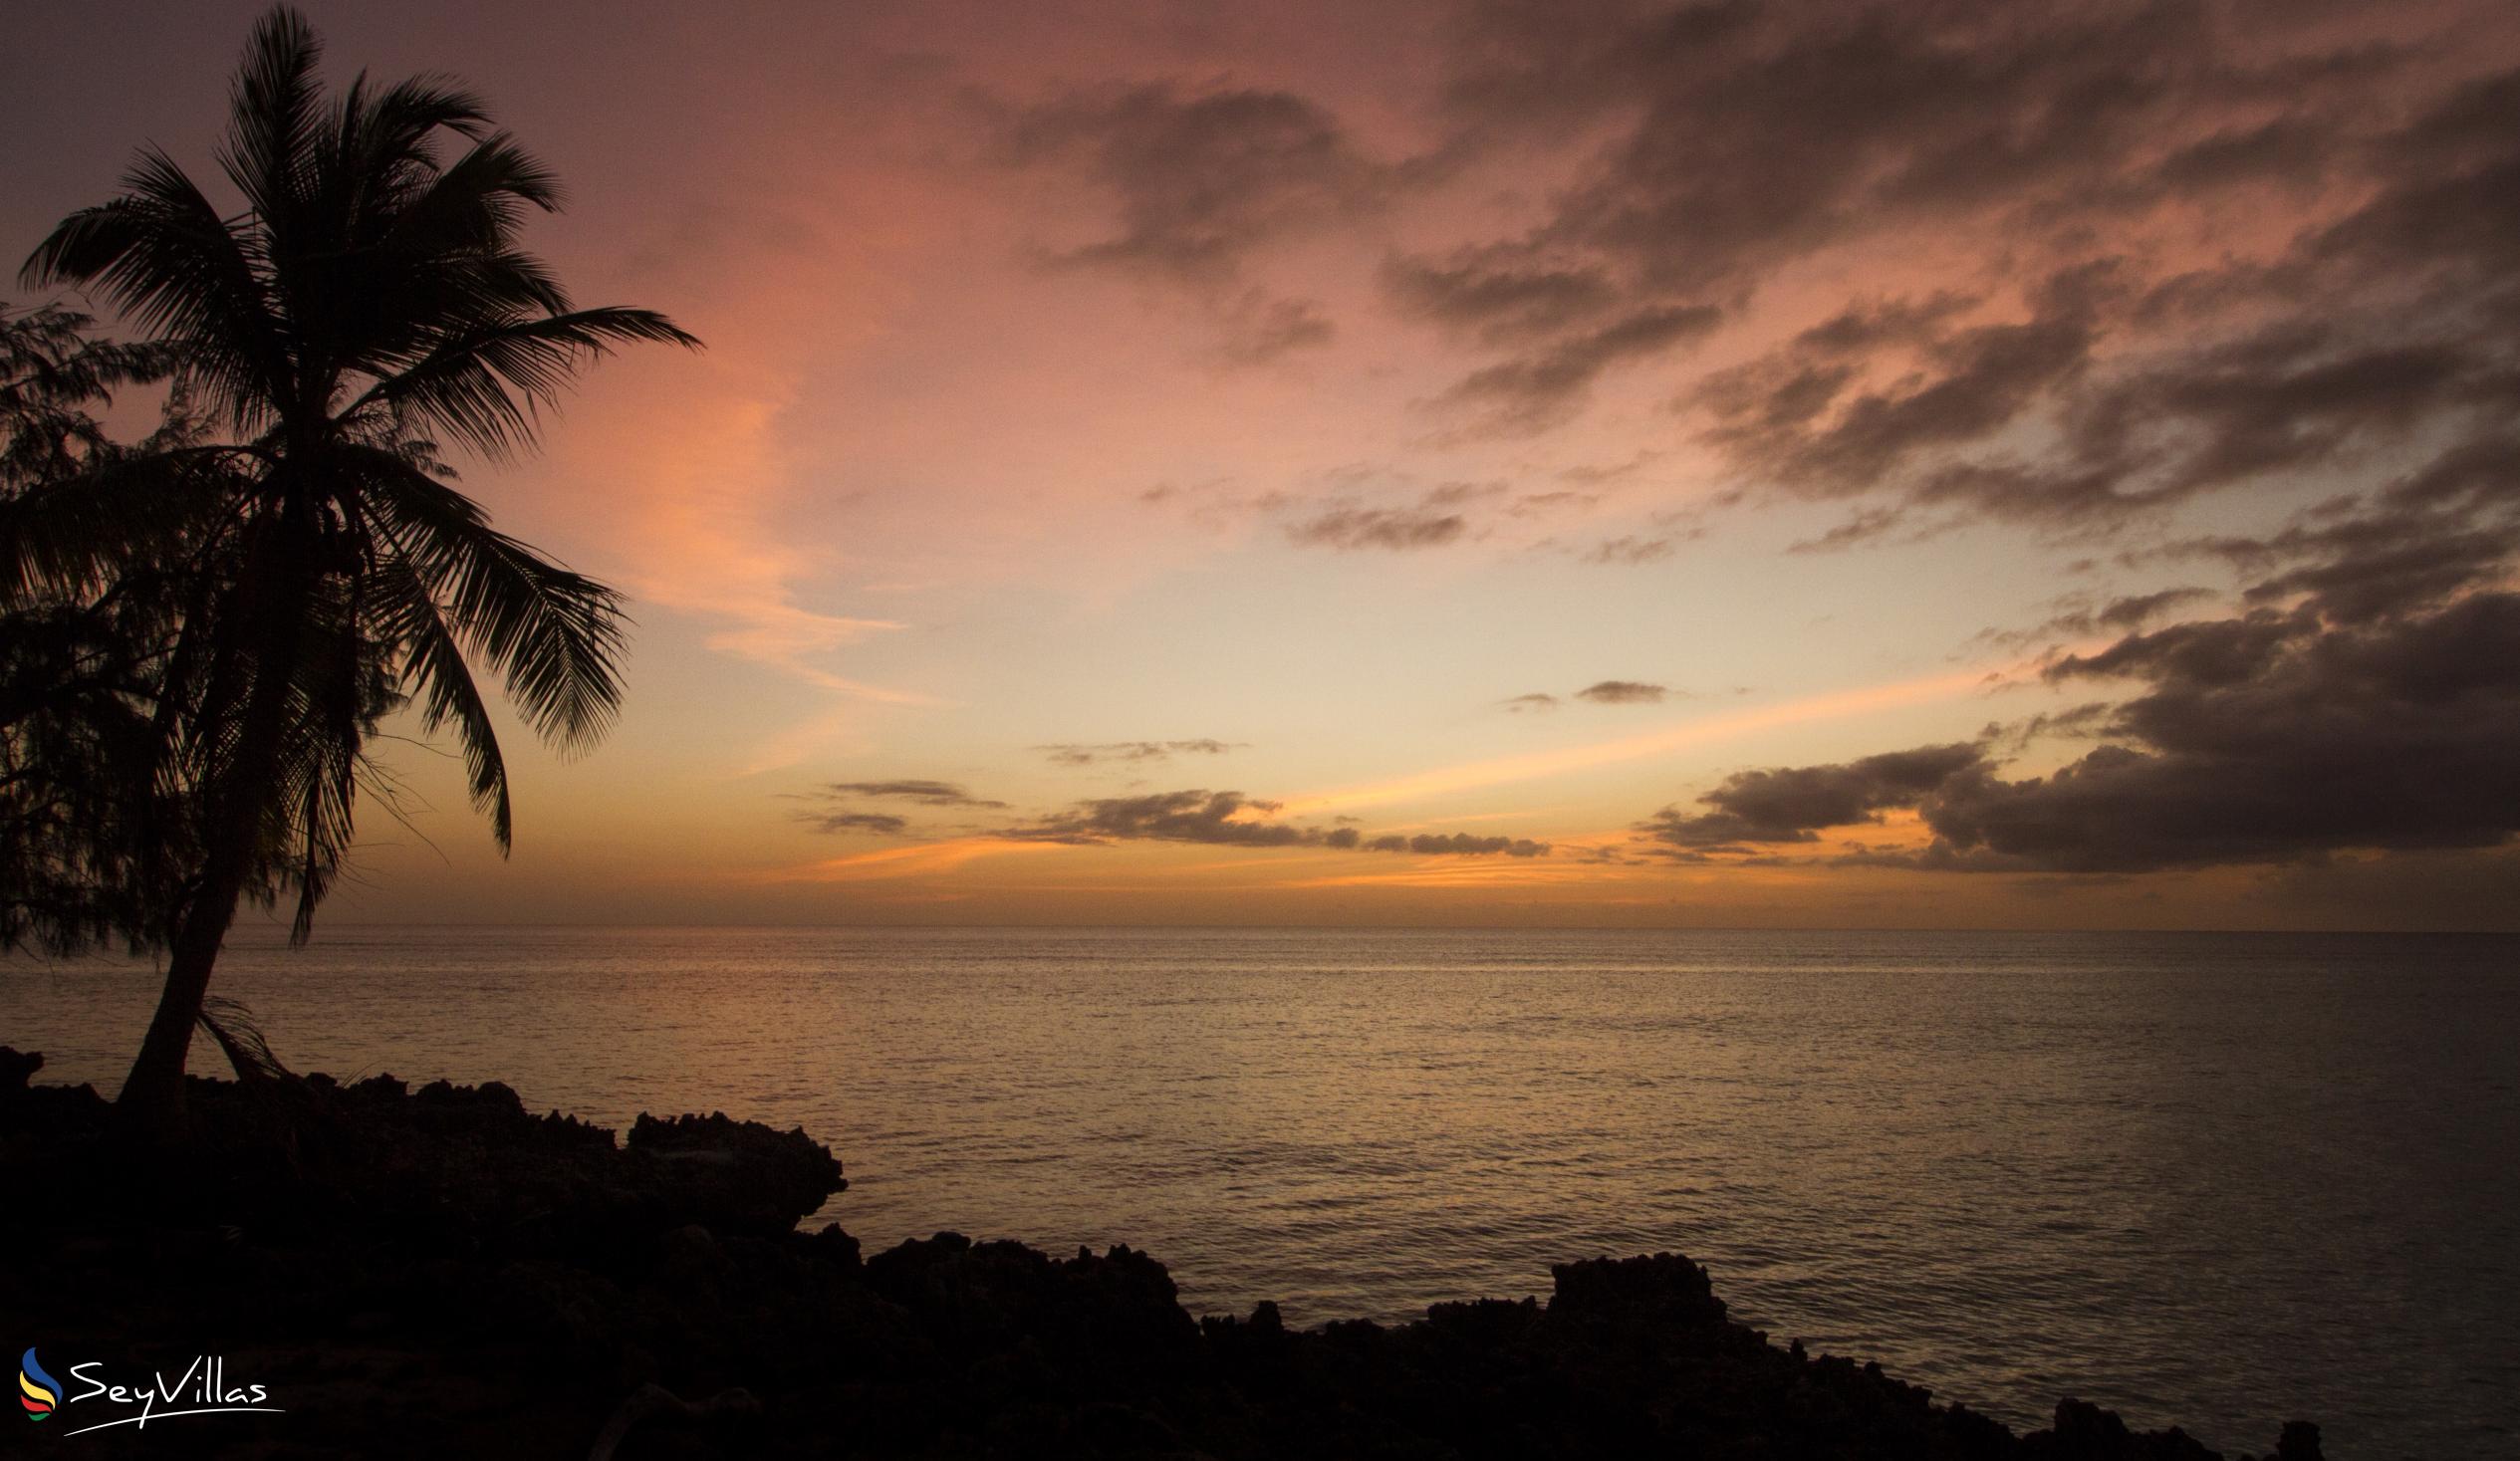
[11, 0, 2516, 929]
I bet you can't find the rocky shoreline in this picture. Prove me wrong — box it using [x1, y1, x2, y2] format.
[0, 1049, 2323, 1459]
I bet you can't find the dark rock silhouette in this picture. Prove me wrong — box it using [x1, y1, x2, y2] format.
[0, 1049, 2323, 1459]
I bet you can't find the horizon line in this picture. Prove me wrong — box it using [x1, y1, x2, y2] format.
[186, 919, 2520, 937]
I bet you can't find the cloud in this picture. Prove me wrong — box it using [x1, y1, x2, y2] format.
[1000, 81, 1391, 363]
[1438, 1, 2414, 296]
[1004, 789, 1310, 847]
[1433, 302, 1723, 435]
[1639, 533, 2520, 874]
[1629, 302, 2520, 878]
[1912, 596, 2520, 871]
[999, 789, 1548, 856]
[1361, 833, 1550, 857]
[1136, 470, 1587, 560]
[1384, 250, 1619, 341]
[1396, 0, 2520, 577]
[1035, 739, 1244, 766]
[794, 811, 912, 836]
[1004, 82, 1388, 284]
[2199, 486, 2520, 625]
[1286, 504, 1468, 550]
[540, 369, 932, 763]
[786, 779, 1013, 839]
[1692, 281, 2105, 516]
[1506, 680, 1675, 711]
[816, 780, 1008, 808]
[1211, 289, 1337, 365]
[1408, 1, 2237, 423]
[1575, 679, 1667, 705]
[1583, 535, 1677, 565]
[1973, 587, 2216, 651]
[1640, 743, 1987, 850]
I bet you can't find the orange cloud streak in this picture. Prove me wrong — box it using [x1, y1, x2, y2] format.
[765, 837, 1066, 882]
[1277, 664, 2010, 818]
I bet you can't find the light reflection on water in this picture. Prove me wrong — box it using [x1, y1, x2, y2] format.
[9, 925, 2516, 1458]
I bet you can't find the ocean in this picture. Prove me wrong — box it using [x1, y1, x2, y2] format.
[7, 925, 2514, 1457]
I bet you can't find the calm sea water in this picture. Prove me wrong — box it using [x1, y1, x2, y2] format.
[7, 925, 2516, 1457]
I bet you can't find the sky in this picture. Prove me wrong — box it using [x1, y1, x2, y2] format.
[6, 0, 2519, 929]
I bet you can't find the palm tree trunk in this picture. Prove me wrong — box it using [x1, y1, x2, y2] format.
[115, 716, 293, 1134]
[116, 858, 249, 1133]
[116, 516, 308, 1137]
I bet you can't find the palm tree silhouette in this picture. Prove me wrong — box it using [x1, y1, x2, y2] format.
[14, 6, 698, 1131]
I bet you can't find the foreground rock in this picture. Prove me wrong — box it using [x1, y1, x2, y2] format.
[0, 1050, 2321, 1459]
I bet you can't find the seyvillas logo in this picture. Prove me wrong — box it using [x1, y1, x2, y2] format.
[15, 1348, 283, 1437]
[19, 1348, 59, 1421]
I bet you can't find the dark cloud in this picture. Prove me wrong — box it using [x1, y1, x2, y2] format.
[1212, 290, 1336, 365]
[1509, 489, 1602, 518]
[1640, 311, 2520, 886]
[1510, 679, 1683, 710]
[1575, 679, 1667, 704]
[1005, 790, 1311, 848]
[1434, 303, 1722, 434]
[1792, 293, 1980, 357]
[1560, 450, 1666, 485]
[1440, 0, 2408, 291]
[1384, 250, 1619, 342]
[1407, 1, 2252, 417]
[1641, 576, 2520, 875]
[1164, 474, 1516, 554]
[1036, 740, 1244, 767]
[1780, 507, 1902, 555]
[1991, 700, 2122, 753]
[999, 790, 1548, 857]
[1005, 83, 1386, 284]
[1912, 594, 2520, 871]
[2150, 115, 2339, 191]
[1362, 833, 1550, 857]
[1696, 285, 2104, 515]
[2094, 589, 2212, 631]
[2202, 495, 2520, 626]
[1696, 253, 2520, 535]
[816, 780, 1008, 809]
[1420, 479, 1509, 508]
[1583, 535, 1676, 565]
[1972, 587, 2215, 651]
[794, 811, 911, 837]
[1001, 82, 1389, 363]
[788, 780, 1010, 837]
[1286, 504, 1467, 551]
[1405, 0, 2520, 572]
[1640, 743, 1986, 850]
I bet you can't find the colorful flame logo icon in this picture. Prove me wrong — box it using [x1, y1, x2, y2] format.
[19, 1348, 59, 1421]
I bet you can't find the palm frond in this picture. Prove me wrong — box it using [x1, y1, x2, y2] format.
[20, 150, 292, 434]
[348, 307, 697, 459]
[355, 448, 628, 751]
[387, 130, 567, 257]
[215, 7, 325, 230]
[367, 552, 513, 847]
[197, 995, 290, 1081]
